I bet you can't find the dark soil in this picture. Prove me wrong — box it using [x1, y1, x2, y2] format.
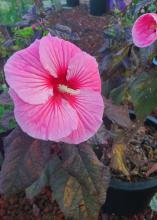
[48, 5, 107, 56]
[111, 126, 157, 182]
[0, 187, 65, 220]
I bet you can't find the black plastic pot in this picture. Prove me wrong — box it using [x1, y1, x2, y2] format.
[129, 110, 157, 127]
[102, 177, 157, 216]
[89, 0, 109, 16]
[67, 0, 79, 7]
[102, 113, 157, 216]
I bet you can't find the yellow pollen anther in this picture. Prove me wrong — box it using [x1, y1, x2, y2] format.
[58, 84, 80, 95]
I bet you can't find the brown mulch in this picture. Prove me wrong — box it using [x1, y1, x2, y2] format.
[1, 5, 157, 220]
[48, 5, 107, 56]
[0, 187, 64, 220]
[1, 186, 157, 220]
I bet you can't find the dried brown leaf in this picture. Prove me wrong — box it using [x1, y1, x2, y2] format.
[111, 143, 130, 178]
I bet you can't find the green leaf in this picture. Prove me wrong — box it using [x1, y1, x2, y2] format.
[0, 127, 52, 196]
[110, 83, 128, 104]
[110, 45, 130, 72]
[26, 144, 110, 220]
[26, 164, 49, 199]
[14, 27, 34, 38]
[128, 72, 157, 118]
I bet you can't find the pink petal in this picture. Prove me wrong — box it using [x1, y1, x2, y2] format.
[66, 52, 101, 92]
[4, 40, 53, 105]
[39, 34, 81, 78]
[59, 90, 104, 144]
[10, 89, 78, 141]
[132, 13, 157, 48]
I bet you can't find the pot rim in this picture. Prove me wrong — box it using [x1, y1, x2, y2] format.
[110, 176, 157, 191]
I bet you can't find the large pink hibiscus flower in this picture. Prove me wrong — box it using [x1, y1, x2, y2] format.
[4, 34, 104, 144]
[132, 13, 157, 48]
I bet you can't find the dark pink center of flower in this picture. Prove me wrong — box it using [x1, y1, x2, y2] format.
[149, 24, 157, 32]
[47, 74, 80, 101]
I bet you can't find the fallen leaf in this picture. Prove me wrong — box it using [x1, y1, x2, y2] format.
[111, 143, 130, 178]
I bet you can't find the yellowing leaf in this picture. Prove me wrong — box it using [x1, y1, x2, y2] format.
[64, 176, 79, 209]
[111, 144, 130, 178]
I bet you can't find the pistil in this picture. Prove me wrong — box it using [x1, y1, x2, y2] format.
[58, 84, 80, 95]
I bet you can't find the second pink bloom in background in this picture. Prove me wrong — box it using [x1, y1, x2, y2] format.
[132, 13, 157, 48]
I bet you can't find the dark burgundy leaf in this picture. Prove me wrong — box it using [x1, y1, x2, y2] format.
[104, 98, 132, 129]
[0, 127, 52, 196]
[26, 144, 110, 220]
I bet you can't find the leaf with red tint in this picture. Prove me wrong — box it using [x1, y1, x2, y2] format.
[104, 98, 132, 129]
[0, 127, 52, 196]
